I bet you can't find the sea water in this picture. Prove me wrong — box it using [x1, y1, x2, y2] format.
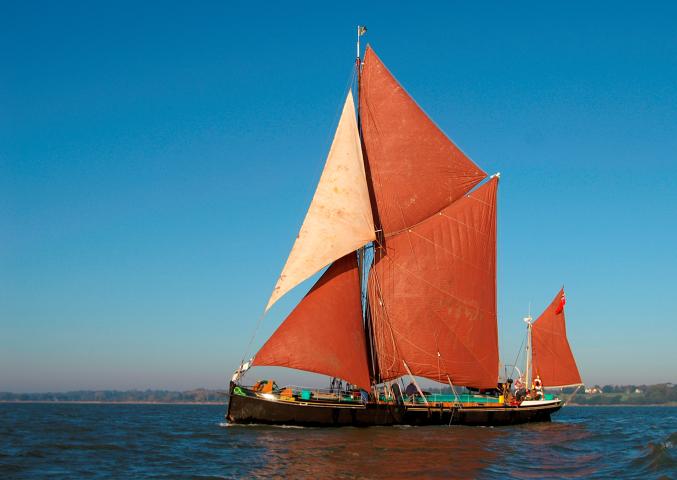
[1, 403, 675, 479]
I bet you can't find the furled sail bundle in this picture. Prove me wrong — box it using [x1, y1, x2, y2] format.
[253, 253, 371, 390]
[532, 289, 582, 388]
[265, 90, 375, 311]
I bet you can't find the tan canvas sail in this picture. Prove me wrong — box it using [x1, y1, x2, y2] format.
[266, 90, 376, 311]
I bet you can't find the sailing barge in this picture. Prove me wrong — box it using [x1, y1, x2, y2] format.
[227, 30, 582, 427]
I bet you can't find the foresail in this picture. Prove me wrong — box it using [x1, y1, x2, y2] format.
[266, 90, 376, 311]
[254, 253, 371, 390]
[359, 46, 487, 235]
[532, 288, 582, 387]
[368, 177, 499, 388]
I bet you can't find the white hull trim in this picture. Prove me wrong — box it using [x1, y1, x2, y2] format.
[519, 399, 561, 407]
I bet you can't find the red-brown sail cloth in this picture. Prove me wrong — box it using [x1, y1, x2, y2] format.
[532, 289, 582, 388]
[253, 253, 371, 390]
[359, 46, 487, 235]
[368, 177, 499, 388]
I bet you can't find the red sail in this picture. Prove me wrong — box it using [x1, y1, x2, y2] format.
[359, 46, 487, 235]
[253, 254, 371, 390]
[368, 177, 499, 388]
[532, 288, 582, 388]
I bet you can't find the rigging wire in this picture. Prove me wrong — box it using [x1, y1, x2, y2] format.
[507, 332, 527, 381]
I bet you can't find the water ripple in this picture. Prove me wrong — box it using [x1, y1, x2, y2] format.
[0, 404, 675, 479]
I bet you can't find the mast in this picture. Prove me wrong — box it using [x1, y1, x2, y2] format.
[355, 25, 365, 286]
[357, 25, 366, 63]
[524, 313, 533, 391]
[357, 26, 360, 61]
[355, 24, 379, 387]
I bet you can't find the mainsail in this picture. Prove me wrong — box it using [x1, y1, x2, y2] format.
[359, 46, 487, 235]
[532, 289, 582, 388]
[368, 177, 499, 388]
[266, 90, 375, 311]
[360, 46, 499, 388]
[254, 253, 371, 390]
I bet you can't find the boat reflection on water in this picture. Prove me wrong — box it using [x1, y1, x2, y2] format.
[246, 426, 502, 478]
[227, 420, 606, 479]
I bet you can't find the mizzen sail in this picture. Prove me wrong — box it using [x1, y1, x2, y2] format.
[266, 90, 375, 311]
[254, 253, 371, 390]
[359, 46, 487, 235]
[368, 177, 499, 388]
[532, 288, 582, 388]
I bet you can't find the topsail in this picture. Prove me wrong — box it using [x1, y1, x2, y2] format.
[359, 47, 487, 235]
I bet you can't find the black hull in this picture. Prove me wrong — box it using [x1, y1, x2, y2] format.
[226, 383, 562, 428]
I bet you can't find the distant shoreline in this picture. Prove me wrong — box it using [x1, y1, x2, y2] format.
[566, 402, 677, 407]
[2, 400, 675, 407]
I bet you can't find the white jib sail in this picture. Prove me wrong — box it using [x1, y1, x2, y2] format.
[266, 90, 375, 311]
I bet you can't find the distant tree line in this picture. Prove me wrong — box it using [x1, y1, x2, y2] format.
[563, 383, 677, 405]
[0, 388, 227, 403]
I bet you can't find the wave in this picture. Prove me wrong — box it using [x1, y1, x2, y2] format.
[629, 431, 676, 477]
[218, 422, 306, 429]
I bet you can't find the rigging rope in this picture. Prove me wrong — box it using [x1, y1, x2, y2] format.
[507, 333, 527, 382]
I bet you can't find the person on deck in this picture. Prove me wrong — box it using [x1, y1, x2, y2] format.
[502, 381, 512, 402]
[405, 381, 418, 400]
[514, 377, 526, 401]
[533, 375, 544, 400]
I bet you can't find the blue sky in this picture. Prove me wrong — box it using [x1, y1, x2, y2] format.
[2, 1, 676, 392]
